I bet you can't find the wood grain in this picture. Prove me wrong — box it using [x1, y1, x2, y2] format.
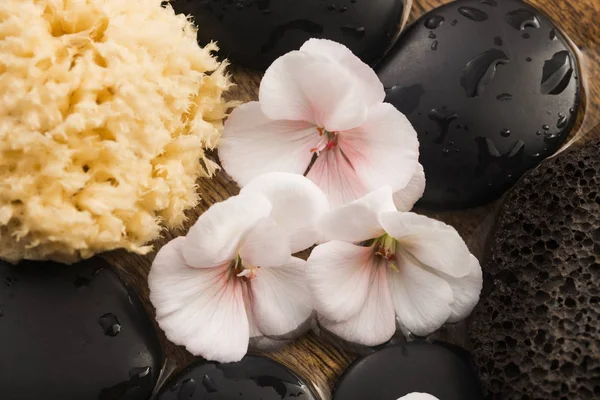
[100, 0, 600, 397]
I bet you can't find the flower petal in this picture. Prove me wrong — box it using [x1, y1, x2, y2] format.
[338, 102, 420, 193]
[443, 254, 483, 323]
[379, 212, 472, 278]
[393, 163, 426, 212]
[183, 192, 272, 268]
[306, 241, 375, 322]
[306, 147, 368, 208]
[149, 237, 249, 363]
[387, 254, 453, 337]
[319, 260, 396, 346]
[299, 39, 385, 106]
[317, 186, 395, 243]
[239, 217, 291, 267]
[249, 257, 313, 337]
[259, 51, 368, 131]
[398, 393, 440, 400]
[241, 172, 329, 253]
[219, 102, 319, 187]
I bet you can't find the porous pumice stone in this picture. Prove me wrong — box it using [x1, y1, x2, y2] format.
[376, 0, 581, 209]
[170, 0, 411, 70]
[0, 259, 163, 400]
[156, 355, 317, 400]
[469, 139, 600, 399]
[0, 0, 230, 263]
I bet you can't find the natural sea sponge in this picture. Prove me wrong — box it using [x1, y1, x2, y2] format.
[0, 0, 231, 263]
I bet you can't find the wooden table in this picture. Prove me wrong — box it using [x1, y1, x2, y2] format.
[101, 0, 600, 397]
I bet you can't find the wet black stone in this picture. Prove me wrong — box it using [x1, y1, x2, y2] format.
[171, 0, 408, 70]
[156, 355, 317, 400]
[0, 259, 162, 400]
[333, 341, 484, 400]
[376, 0, 581, 209]
[470, 138, 600, 398]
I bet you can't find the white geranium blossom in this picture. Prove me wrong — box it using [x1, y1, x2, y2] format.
[149, 172, 328, 362]
[306, 186, 483, 346]
[219, 39, 422, 208]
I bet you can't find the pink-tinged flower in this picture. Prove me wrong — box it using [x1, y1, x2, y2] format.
[219, 39, 420, 208]
[306, 186, 482, 346]
[149, 172, 328, 362]
[398, 394, 440, 400]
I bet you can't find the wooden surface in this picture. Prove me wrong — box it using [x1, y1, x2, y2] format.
[100, 0, 600, 397]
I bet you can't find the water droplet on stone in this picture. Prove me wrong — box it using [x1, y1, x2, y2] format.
[339, 5, 347, 12]
[541, 51, 574, 95]
[327, 4, 336, 11]
[385, 84, 425, 115]
[543, 125, 550, 130]
[429, 108, 458, 144]
[549, 29, 558, 41]
[544, 132, 561, 142]
[494, 36, 503, 46]
[506, 9, 541, 30]
[178, 379, 196, 400]
[522, 32, 530, 39]
[497, 93, 513, 101]
[431, 40, 439, 50]
[451, 19, 458, 26]
[424, 15, 445, 29]
[557, 115, 568, 129]
[4, 277, 16, 287]
[443, 148, 450, 155]
[340, 25, 366, 40]
[129, 367, 151, 380]
[458, 6, 489, 22]
[429, 32, 437, 39]
[99, 313, 121, 337]
[536, 131, 542, 136]
[461, 49, 510, 97]
[480, 0, 498, 6]
[569, 108, 575, 114]
[202, 374, 218, 393]
[526, 57, 532, 62]
[501, 129, 511, 137]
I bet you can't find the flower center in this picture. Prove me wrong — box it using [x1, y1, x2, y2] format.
[373, 234, 399, 272]
[232, 256, 259, 281]
[310, 128, 338, 155]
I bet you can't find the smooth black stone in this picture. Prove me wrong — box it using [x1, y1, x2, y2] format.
[333, 341, 484, 400]
[0, 259, 162, 400]
[156, 355, 317, 400]
[469, 138, 600, 398]
[376, 0, 581, 209]
[171, 0, 407, 70]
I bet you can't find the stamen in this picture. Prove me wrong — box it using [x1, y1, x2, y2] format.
[232, 256, 259, 281]
[311, 128, 338, 155]
[373, 234, 398, 267]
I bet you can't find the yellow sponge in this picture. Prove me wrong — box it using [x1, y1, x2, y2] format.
[0, 0, 231, 263]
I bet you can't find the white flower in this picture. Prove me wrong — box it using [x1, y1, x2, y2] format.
[398, 393, 440, 400]
[149, 172, 328, 363]
[306, 186, 483, 346]
[219, 39, 421, 208]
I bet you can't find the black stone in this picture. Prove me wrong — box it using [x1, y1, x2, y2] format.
[469, 137, 600, 398]
[171, 0, 408, 70]
[0, 259, 162, 400]
[156, 355, 317, 400]
[376, 0, 581, 209]
[333, 341, 484, 400]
